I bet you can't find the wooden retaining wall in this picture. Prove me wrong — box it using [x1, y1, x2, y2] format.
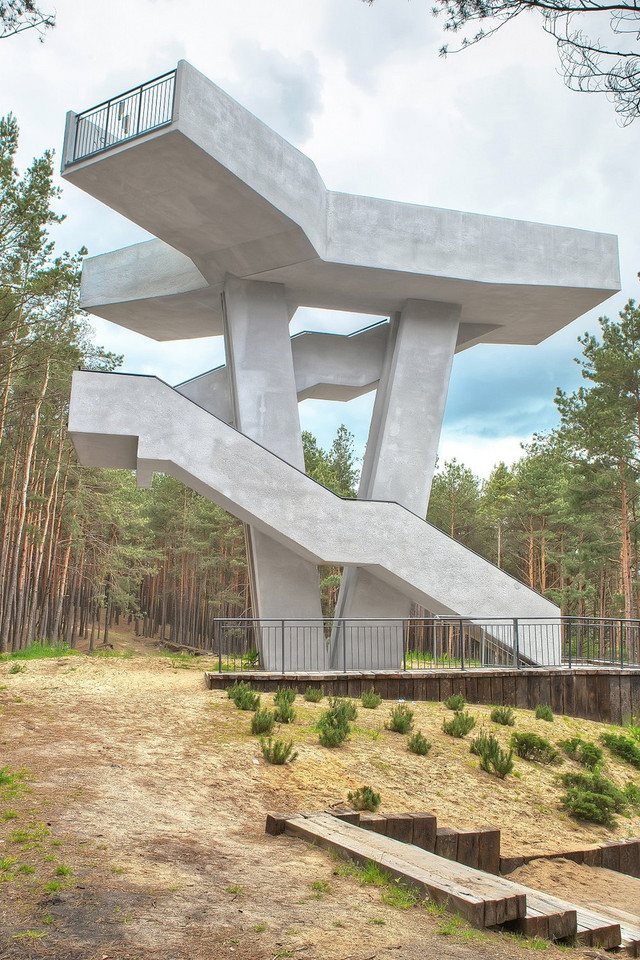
[205, 667, 640, 724]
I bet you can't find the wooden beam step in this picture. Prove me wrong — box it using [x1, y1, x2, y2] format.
[284, 813, 525, 929]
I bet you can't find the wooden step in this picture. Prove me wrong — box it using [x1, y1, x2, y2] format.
[501, 888, 577, 941]
[284, 813, 525, 929]
[587, 903, 640, 956]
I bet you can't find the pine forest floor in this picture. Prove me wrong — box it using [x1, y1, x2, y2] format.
[1, 629, 639, 960]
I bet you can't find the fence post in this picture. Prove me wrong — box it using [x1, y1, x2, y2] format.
[460, 618, 465, 671]
[513, 618, 520, 669]
[216, 619, 222, 674]
[281, 620, 285, 673]
[567, 617, 572, 669]
[620, 619, 625, 669]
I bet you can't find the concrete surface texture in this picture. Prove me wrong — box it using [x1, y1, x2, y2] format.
[61, 60, 620, 668]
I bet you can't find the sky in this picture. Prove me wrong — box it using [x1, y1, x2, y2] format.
[1, 0, 638, 478]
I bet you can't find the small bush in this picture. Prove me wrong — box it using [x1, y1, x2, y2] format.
[624, 781, 640, 809]
[407, 731, 431, 756]
[490, 706, 515, 726]
[348, 785, 381, 812]
[442, 710, 475, 738]
[317, 701, 353, 748]
[510, 732, 562, 765]
[329, 697, 358, 721]
[535, 704, 554, 722]
[227, 679, 251, 699]
[601, 733, 640, 769]
[251, 708, 275, 736]
[273, 688, 297, 723]
[241, 646, 260, 669]
[386, 703, 414, 734]
[233, 686, 260, 711]
[558, 771, 628, 826]
[9, 664, 25, 674]
[304, 686, 324, 703]
[260, 737, 298, 765]
[361, 687, 382, 710]
[471, 732, 514, 778]
[444, 693, 466, 711]
[627, 723, 640, 743]
[558, 736, 604, 771]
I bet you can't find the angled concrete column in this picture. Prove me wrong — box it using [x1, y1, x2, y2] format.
[334, 300, 461, 667]
[222, 277, 326, 669]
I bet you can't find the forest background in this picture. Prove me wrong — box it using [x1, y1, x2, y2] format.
[2, 115, 640, 656]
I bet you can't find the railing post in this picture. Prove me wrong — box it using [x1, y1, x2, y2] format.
[620, 619, 625, 669]
[281, 619, 285, 673]
[136, 84, 144, 137]
[567, 617, 572, 669]
[403, 620, 407, 672]
[460, 618, 465, 671]
[103, 101, 111, 151]
[216, 619, 222, 674]
[513, 618, 520, 669]
[342, 620, 347, 674]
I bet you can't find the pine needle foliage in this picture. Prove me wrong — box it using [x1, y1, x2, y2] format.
[442, 710, 475, 738]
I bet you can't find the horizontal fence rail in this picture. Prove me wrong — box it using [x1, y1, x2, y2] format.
[73, 70, 176, 162]
[170, 616, 640, 674]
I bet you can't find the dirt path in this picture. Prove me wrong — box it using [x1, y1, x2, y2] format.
[0, 649, 638, 959]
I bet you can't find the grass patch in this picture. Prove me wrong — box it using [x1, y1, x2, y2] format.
[0, 642, 81, 662]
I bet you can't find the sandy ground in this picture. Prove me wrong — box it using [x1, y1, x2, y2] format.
[511, 859, 640, 921]
[1, 640, 639, 959]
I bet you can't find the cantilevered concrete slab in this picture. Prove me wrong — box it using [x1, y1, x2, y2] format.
[61, 61, 620, 669]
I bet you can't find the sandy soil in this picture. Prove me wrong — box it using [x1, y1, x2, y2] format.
[1, 639, 639, 959]
[511, 859, 640, 921]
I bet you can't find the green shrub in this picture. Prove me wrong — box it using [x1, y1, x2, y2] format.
[348, 785, 381, 812]
[274, 687, 297, 706]
[407, 731, 431, 756]
[490, 706, 515, 726]
[442, 710, 475, 738]
[361, 687, 382, 710]
[233, 685, 260, 711]
[627, 722, 640, 743]
[624, 781, 640, 809]
[227, 680, 251, 699]
[317, 701, 353, 748]
[304, 686, 324, 703]
[250, 708, 275, 736]
[601, 733, 640, 769]
[558, 736, 604, 771]
[558, 771, 628, 826]
[241, 646, 260, 669]
[444, 693, 466, 711]
[260, 737, 298, 764]
[386, 703, 414, 734]
[273, 688, 297, 723]
[328, 697, 358, 721]
[510, 732, 562, 765]
[9, 664, 25, 674]
[471, 732, 514, 778]
[535, 704, 554, 722]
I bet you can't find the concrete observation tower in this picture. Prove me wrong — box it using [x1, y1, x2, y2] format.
[62, 62, 620, 670]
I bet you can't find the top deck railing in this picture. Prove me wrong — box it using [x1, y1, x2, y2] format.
[72, 70, 176, 163]
[171, 615, 640, 673]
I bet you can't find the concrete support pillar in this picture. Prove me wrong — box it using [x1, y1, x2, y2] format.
[334, 299, 461, 667]
[222, 277, 325, 669]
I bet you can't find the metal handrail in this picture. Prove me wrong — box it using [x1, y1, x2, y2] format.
[72, 69, 176, 162]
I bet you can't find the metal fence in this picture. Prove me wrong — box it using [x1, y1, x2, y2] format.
[73, 70, 176, 162]
[184, 616, 640, 673]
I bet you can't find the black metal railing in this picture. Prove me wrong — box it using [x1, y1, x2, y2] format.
[72, 70, 176, 162]
[175, 615, 640, 674]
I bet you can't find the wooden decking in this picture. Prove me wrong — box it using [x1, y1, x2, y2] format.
[273, 811, 640, 952]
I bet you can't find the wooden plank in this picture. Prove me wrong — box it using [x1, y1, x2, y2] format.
[265, 812, 295, 835]
[476, 675, 493, 707]
[330, 810, 360, 824]
[620, 674, 632, 723]
[563, 673, 575, 718]
[358, 812, 387, 834]
[283, 816, 487, 927]
[596, 672, 612, 724]
[582, 847, 603, 868]
[619, 839, 640, 878]
[435, 827, 458, 861]
[456, 830, 480, 870]
[412, 676, 427, 702]
[587, 903, 640, 956]
[601, 842, 621, 872]
[385, 813, 414, 844]
[465, 676, 479, 704]
[502, 673, 516, 707]
[500, 856, 524, 875]
[573, 673, 589, 721]
[549, 672, 565, 716]
[301, 814, 526, 927]
[476, 827, 501, 875]
[608, 673, 622, 726]
[439, 677, 453, 703]
[408, 813, 437, 853]
[424, 677, 440, 703]
[515, 674, 530, 710]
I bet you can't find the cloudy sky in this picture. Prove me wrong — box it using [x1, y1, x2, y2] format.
[2, 0, 638, 477]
